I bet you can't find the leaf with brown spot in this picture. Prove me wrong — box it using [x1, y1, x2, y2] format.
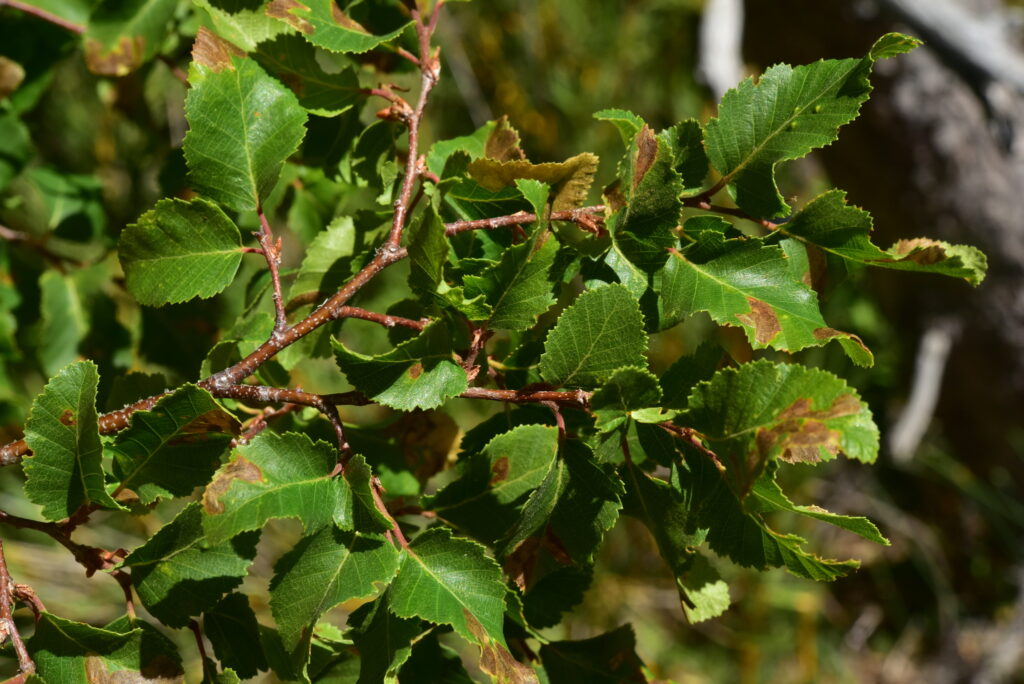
[84, 0, 179, 76]
[631, 125, 658, 193]
[267, 0, 411, 54]
[426, 424, 559, 544]
[781, 189, 986, 286]
[469, 153, 599, 212]
[660, 244, 873, 366]
[484, 115, 526, 161]
[201, 431, 351, 544]
[684, 360, 879, 497]
[735, 297, 781, 346]
[112, 385, 239, 505]
[191, 26, 245, 72]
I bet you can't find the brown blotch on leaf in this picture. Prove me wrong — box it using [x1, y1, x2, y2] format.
[467, 612, 537, 684]
[485, 116, 526, 162]
[490, 456, 510, 485]
[407, 362, 424, 379]
[168, 409, 240, 446]
[736, 297, 781, 345]
[814, 327, 870, 356]
[330, 3, 370, 33]
[192, 27, 245, 73]
[391, 410, 458, 483]
[85, 652, 184, 683]
[59, 409, 76, 426]
[631, 125, 658, 193]
[892, 238, 947, 265]
[202, 455, 263, 514]
[85, 35, 146, 77]
[267, 0, 314, 34]
[756, 393, 861, 464]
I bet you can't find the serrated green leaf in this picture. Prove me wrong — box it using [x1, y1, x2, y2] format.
[393, 529, 503, 643]
[119, 197, 243, 306]
[427, 424, 560, 544]
[591, 366, 662, 432]
[681, 449, 859, 581]
[333, 321, 468, 411]
[610, 124, 684, 272]
[443, 178, 528, 222]
[341, 453, 393, 534]
[539, 624, 646, 684]
[195, 0, 294, 52]
[497, 455, 568, 557]
[540, 284, 648, 389]
[270, 526, 400, 652]
[24, 361, 120, 520]
[684, 360, 879, 497]
[469, 152, 598, 212]
[659, 342, 722, 409]
[704, 32, 920, 218]
[122, 503, 257, 628]
[427, 120, 497, 177]
[407, 206, 448, 300]
[202, 431, 350, 544]
[83, 0, 178, 76]
[255, 34, 361, 116]
[515, 178, 550, 218]
[463, 231, 558, 331]
[748, 463, 888, 544]
[548, 440, 622, 566]
[522, 566, 593, 630]
[268, 0, 411, 54]
[390, 528, 523, 671]
[660, 244, 873, 366]
[346, 594, 424, 684]
[778, 189, 987, 286]
[27, 613, 185, 683]
[662, 119, 709, 192]
[111, 384, 239, 505]
[593, 108, 644, 148]
[288, 214, 356, 298]
[184, 38, 308, 211]
[37, 270, 86, 377]
[204, 593, 268, 680]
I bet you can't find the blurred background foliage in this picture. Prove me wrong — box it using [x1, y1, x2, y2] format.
[1, 0, 1023, 682]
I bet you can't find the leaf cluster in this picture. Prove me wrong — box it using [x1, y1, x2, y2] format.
[0, 2, 987, 682]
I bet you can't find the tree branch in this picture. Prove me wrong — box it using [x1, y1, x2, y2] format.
[0, 0, 84, 33]
[0, 541, 35, 679]
[255, 208, 288, 333]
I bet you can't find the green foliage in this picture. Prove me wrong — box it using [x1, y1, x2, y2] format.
[0, 4, 990, 682]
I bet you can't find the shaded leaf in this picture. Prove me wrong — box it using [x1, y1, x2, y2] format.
[119, 197, 243, 306]
[346, 594, 424, 684]
[24, 361, 120, 520]
[539, 624, 646, 684]
[184, 31, 308, 211]
[37, 270, 86, 377]
[540, 284, 648, 389]
[609, 124, 684, 272]
[463, 231, 558, 331]
[288, 214, 356, 298]
[407, 206, 448, 300]
[122, 503, 258, 628]
[270, 525, 400, 652]
[204, 593, 268, 680]
[27, 613, 184, 683]
[427, 424, 560, 544]
[591, 366, 662, 432]
[112, 384, 240, 505]
[255, 34, 362, 116]
[333, 321, 468, 411]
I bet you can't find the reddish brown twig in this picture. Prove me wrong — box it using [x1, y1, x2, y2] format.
[659, 422, 725, 471]
[0, 541, 35, 679]
[256, 209, 288, 333]
[681, 196, 779, 231]
[0, 0, 83, 33]
[444, 205, 606, 237]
